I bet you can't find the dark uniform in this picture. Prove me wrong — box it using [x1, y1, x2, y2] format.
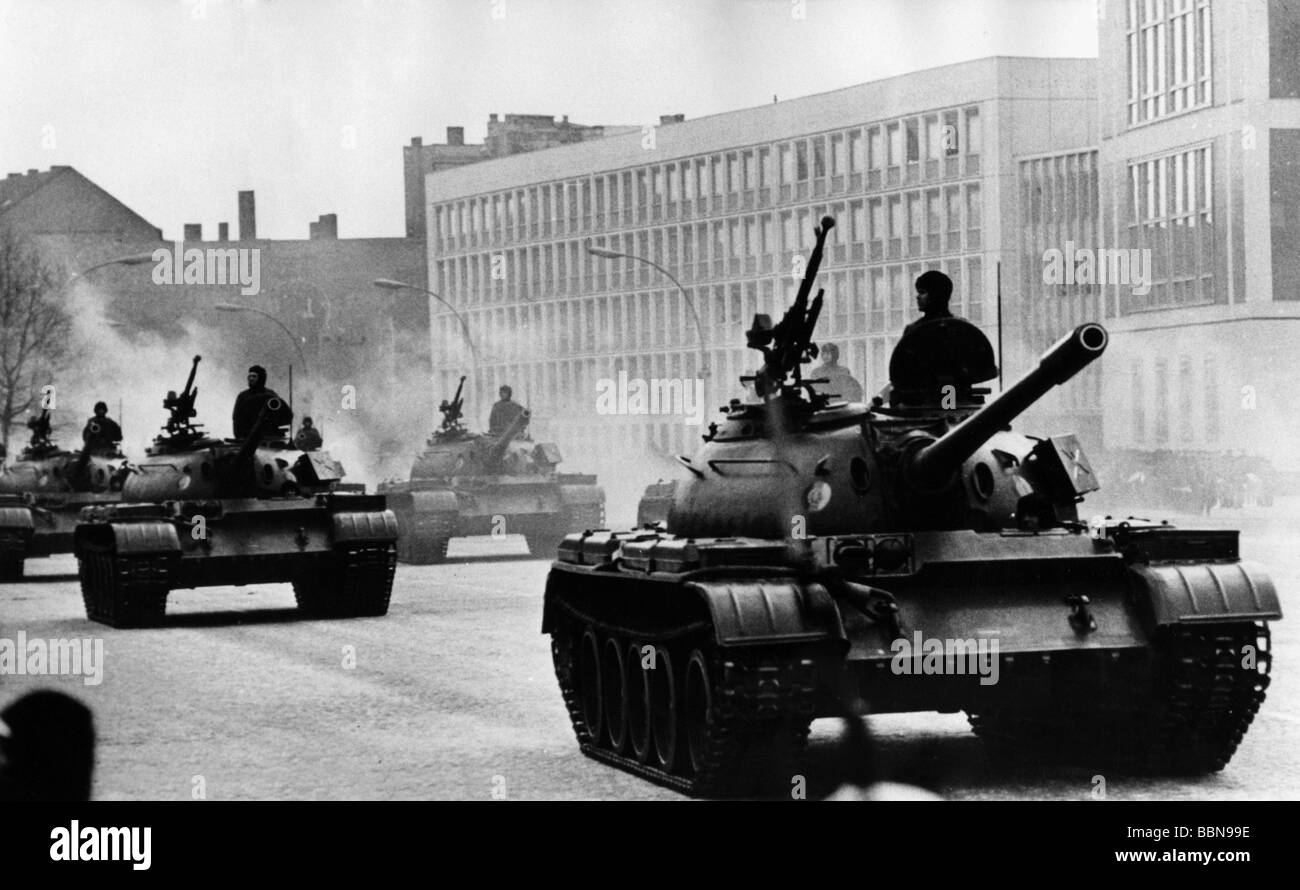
[488, 386, 526, 436]
[82, 404, 122, 455]
[232, 365, 293, 439]
[808, 344, 864, 402]
[294, 418, 323, 451]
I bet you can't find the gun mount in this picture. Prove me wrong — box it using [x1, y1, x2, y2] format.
[437, 376, 468, 438]
[159, 355, 205, 446]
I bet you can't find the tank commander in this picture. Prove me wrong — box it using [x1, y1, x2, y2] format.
[903, 269, 956, 336]
[886, 269, 998, 406]
[807, 343, 864, 403]
[81, 402, 123, 455]
[488, 385, 526, 437]
[232, 364, 293, 439]
[294, 416, 323, 451]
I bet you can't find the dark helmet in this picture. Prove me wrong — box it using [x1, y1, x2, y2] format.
[248, 365, 268, 386]
[915, 270, 953, 305]
[499, 385, 513, 399]
[93, 401, 108, 414]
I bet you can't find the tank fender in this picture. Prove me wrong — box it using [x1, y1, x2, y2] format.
[76, 521, 181, 555]
[332, 510, 400, 544]
[0, 505, 35, 533]
[408, 490, 460, 515]
[1129, 560, 1281, 627]
[688, 579, 848, 648]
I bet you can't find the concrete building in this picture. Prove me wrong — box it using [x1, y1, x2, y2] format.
[1094, 0, 1300, 472]
[0, 166, 160, 240]
[404, 114, 639, 238]
[420, 57, 1098, 474]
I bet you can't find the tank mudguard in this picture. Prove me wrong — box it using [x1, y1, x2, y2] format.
[0, 505, 35, 533]
[1129, 560, 1281, 627]
[112, 521, 182, 555]
[408, 490, 459, 515]
[332, 510, 400, 544]
[688, 579, 847, 648]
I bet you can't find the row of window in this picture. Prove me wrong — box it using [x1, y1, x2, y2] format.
[431, 257, 986, 366]
[1126, 0, 1213, 124]
[429, 106, 983, 250]
[1130, 355, 1221, 445]
[432, 186, 984, 305]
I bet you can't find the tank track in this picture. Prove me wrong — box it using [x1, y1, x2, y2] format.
[968, 621, 1272, 773]
[0, 531, 26, 581]
[293, 541, 397, 617]
[76, 541, 171, 628]
[549, 604, 818, 797]
[398, 512, 454, 565]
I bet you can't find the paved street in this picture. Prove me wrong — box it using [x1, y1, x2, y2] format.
[2, 502, 1297, 801]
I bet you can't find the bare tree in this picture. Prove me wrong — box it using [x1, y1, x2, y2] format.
[0, 227, 71, 458]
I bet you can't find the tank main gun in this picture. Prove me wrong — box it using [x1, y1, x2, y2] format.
[483, 406, 531, 470]
[745, 216, 834, 400]
[904, 323, 1108, 491]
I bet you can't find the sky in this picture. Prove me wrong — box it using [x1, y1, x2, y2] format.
[0, 0, 1099, 241]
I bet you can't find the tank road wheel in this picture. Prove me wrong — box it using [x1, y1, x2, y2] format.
[294, 541, 397, 618]
[602, 637, 629, 753]
[76, 538, 169, 629]
[684, 649, 715, 778]
[576, 627, 604, 745]
[649, 645, 679, 772]
[0, 532, 25, 582]
[625, 642, 654, 764]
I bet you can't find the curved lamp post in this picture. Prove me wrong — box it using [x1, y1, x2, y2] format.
[373, 278, 479, 370]
[214, 303, 309, 411]
[585, 241, 709, 377]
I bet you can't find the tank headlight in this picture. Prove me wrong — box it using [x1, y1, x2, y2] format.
[177, 474, 191, 491]
[805, 480, 832, 512]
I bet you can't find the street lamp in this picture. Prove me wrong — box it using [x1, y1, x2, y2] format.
[69, 252, 156, 282]
[214, 303, 309, 410]
[372, 278, 479, 367]
[585, 241, 708, 376]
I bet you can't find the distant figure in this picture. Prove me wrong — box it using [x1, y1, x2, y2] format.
[232, 364, 293, 439]
[808, 343, 864, 403]
[488, 385, 526, 437]
[294, 416, 323, 451]
[81, 401, 123, 455]
[0, 690, 96, 801]
[903, 269, 956, 336]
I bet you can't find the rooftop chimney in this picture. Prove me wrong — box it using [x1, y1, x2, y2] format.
[411, 136, 423, 147]
[489, 113, 498, 123]
[183, 223, 202, 242]
[238, 190, 256, 241]
[218, 222, 229, 241]
[446, 126, 464, 146]
[659, 114, 685, 125]
[26, 169, 37, 175]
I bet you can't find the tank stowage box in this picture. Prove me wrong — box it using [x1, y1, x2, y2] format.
[378, 377, 604, 563]
[542, 217, 1281, 796]
[73, 356, 398, 627]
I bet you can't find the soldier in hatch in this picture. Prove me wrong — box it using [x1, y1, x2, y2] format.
[488, 385, 526, 437]
[294, 416, 323, 451]
[232, 364, 293, 439]
[81, 402, 123, 455]
[807, 343, 864, 403]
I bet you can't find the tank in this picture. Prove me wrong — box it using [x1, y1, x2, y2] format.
[542, 216, 1281, 796]
[377, 378, 605, 563]
[73, 356, 398, 628]
[0, 410, 127, 580]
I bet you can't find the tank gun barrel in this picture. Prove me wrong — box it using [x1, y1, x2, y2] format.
[235, 397, 284, 466]
[485, 407, 531, 467]
[907, 323, 1108, 489]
